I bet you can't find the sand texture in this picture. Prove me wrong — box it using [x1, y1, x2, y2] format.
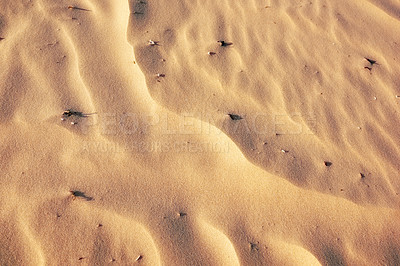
[1, 0, 400, 265]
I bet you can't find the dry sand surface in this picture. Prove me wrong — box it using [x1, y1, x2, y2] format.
[1, 0, 400, 265]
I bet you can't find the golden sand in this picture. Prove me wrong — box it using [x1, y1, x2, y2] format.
[0, 0, 399, 264]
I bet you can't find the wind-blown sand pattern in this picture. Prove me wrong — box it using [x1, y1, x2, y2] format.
[0, 0, 399, 265]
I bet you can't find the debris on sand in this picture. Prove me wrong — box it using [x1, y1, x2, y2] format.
[61, 109, 96, 121]
[148, 40, 159, 46]
[69, 190, 93, 201]
[68, 5, 91, 11]
[364, 57, 378, 66]
[228, 113, 242, 120]
[217, 40, 233, 47]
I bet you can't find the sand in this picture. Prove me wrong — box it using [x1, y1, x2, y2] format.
[1, 0, 400, 264]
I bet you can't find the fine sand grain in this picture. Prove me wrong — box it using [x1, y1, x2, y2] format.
[1, 0, 399, 264]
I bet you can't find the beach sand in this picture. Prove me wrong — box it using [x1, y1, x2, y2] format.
[0, 0, 399, 264]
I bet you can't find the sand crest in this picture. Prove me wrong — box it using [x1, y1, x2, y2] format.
[0, 0, 399, 264]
